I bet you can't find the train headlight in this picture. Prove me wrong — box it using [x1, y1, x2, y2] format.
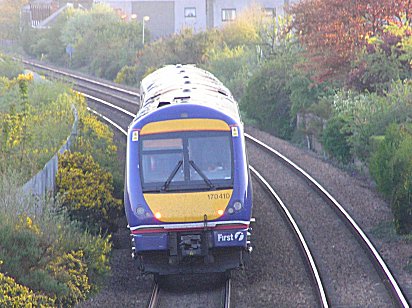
[217, 209, 224, 216]
[154, 212, 162, 219]
[227, 208, 234, 214]
[233, 201, 243, 211]
[135, 206, 145, 216]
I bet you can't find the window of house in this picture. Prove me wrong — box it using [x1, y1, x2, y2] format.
[264, 8, 275, 18]
[184, 7, 196, 18]
[222, 9, 236, 22]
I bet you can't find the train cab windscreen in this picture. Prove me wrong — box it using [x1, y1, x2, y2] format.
[140, 131, 233, 192]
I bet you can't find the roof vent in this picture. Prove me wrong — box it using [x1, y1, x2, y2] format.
[183, 76, 189, 79]
[176, 64, 182, 68]
[183, 89, 191, 93]
[218, 89, 228, 96]
[184, 80, 191, 84]
[157, 101, 171, 108]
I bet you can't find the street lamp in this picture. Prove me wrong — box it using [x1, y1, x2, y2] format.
[142, 16, 150, 45]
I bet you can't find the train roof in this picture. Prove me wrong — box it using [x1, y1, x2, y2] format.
[135, 65, 241, 123]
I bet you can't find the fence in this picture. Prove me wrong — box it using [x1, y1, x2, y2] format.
[22, 107, 78, 198]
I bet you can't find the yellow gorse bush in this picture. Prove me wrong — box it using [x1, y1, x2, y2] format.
[56, 151, 122, 232]
[0, 272, 55, 307]
[17, 72, 34, 82]
[47, 250, 91, 306]
[15, 215, 42, 236]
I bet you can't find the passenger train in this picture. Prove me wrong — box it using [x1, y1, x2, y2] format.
[124, 64, 253, 275]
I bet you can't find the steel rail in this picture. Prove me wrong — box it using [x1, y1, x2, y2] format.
[245, 133, 409, 308]
[147, 282, 160, 308]
[224, 278, 231, 308]
[30, 60, 407, 306]
[250, 166, 329, 307]
[83, 93, 136, 118]
[18, 58, 140, 98]
[86, 107, 127, 136]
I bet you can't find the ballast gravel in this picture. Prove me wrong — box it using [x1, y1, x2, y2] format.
[246, 126, 412, 303]
[77, 125, 412, 307]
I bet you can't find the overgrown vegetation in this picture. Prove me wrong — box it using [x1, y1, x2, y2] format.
[370, 124, 412, 234]
[0, 172, 111, 306]
[0, 54, 120, 305]
[22, 4, 144, 80]
[0, 54, 76, 182]
[11, 1, 412, 233]
[57, 151, 122, 233]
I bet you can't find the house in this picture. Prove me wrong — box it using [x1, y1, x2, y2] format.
[96, 0, 296, 39]
[22, 0, 93, 28]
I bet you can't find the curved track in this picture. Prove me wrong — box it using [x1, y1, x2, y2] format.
[246, 135, 408, 307]
[148, 275, 230, 308]
[22, 60, 409, 307]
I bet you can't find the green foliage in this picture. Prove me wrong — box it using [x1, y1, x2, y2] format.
[327, 81, 412, 161]
[202, 45, 257, 100]
[47, 250, 91, 306]
[220, 5, 262, 48]
[328, 90, 386, 160]
[22, 4, 144, 80]
[0, 74, 80, 182]
[0, 0, 28, 41]
[0, 271, 55, 307]
[0, 54, 23, 78]
[56, 151, 122, 233]
[23, 14, 68, 65]
[370, 124, 412, 234]
[348, 20, 412, 93]
[74, 114, 123, 198]
[321, 116, 352, 164]
[133, 29, 222, 83]
[241, 47, 299, 139]
[0, 170, 111, 306]
[114, 65, 139, 86]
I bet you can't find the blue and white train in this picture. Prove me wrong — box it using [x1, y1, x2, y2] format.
[124, 65, 253, 275]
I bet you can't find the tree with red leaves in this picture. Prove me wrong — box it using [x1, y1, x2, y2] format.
[290, 0, 412, 84]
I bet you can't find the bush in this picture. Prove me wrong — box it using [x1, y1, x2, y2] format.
[370, 124, 412, 234]
[56, 151, 122, 233]
[0, 171, 112, 306]
[114, 65, 138, 86]
[0, 270, 55, 307]
[202, 45, 257, 101]
[0, 208, 111, 306]
[0, 54, 23, 78]
[241, 52, 298, 139]
[73, 113, 123, 198]
[48, 250, 91, 306]
[324, 80, 412, 162]
[321, 116, 352, 164]
[0, 74, 79, 182]
[347, 21, 412, 93]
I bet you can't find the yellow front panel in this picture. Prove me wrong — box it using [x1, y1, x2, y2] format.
[140, 119, 230, 135]
[143, 190, 233, 222]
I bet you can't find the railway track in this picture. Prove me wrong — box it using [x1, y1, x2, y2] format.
[148, 275, 231, 308]
[21, 60, 410, 307]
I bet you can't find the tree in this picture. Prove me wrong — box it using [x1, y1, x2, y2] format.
[348, 20, 412, 93]
[290, 0, 412, 84]
[0, 0, 28, 40]
[241, 48, 299, 140]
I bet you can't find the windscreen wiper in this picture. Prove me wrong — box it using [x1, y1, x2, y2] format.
[189, 160, 215, 190]
[162, 160, 183, 191]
